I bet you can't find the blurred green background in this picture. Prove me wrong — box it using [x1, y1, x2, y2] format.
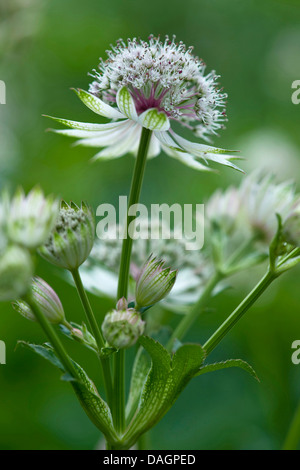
[0, 0, 300, 450]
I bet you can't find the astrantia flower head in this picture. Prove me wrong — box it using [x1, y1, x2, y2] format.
[0, 245, 33, 302]
[46, 35, 242, 173]
[7, 187, 59, 250]
[240, 172, 297, 244]
[39, 201, 95, 271]
[206, 186, 242, 235]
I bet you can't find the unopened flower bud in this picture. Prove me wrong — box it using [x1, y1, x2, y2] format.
[12, 276, 65, 324]
[283, 204, 300, 247]
[7, 187, 59, 249]
[0, 245, 33, 301]
[102, 309, 145, 349]
[116, 296, 128, 310]
[39, 201, 95, 270]
[135, 255, 177, 309]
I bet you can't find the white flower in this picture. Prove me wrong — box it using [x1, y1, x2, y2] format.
[239, 172, 297, 243]
[0, 245, 33, 302]
[46, 35, 242, 173]
[206, 186, 242, 235]
[7, 187, 59, 249]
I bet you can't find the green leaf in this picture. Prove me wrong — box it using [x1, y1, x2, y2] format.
[125, 346, 151, 424]
[18, 342, 118, 443]
[18, 341, 65, 371]
[123, 336, 205, 447]
[195, 358, 259, 381]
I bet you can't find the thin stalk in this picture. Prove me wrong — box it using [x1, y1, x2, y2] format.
[203, 270, 277, 355]
[113, 127, 152, 435]
[71, 268, 113, 407]
[166, 271, 222, 352]
[282, 401, 300, 450]
[24, 294, 79, 379]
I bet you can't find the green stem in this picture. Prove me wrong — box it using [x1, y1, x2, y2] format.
[117, 127, 152, 299]
[203, 270, 277, 356]
[25, 294, 79, 379]
[71, 268, 113, 407]
[166, 271, 222, 352]
[283, 401, 300, 450]
[113, 127, 152, 435]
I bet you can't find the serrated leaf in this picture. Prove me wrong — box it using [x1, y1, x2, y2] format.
[123, 336, 205, 447]
[125, 346, 151, 424]
[18, 341, 64, 371]
[195, 358, 259, 381]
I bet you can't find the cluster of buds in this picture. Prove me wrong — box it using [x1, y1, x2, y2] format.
[39, 201, 95, 271]
[102, 256, 177, 349]
[0, 188, 59, 302]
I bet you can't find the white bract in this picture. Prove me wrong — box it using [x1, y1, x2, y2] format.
[46, 35, 242, 173]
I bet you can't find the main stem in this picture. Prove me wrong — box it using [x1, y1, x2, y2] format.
[203, 270, 277, 355]
[71, 268, 113, 407]
[113, 127, 152, 435]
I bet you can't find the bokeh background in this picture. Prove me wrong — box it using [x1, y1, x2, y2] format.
[0, 0, 300, 450]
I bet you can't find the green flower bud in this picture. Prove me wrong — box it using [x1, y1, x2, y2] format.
[102, 308, 145, 349]
[7, 187, 59, 249]
[135, 254, 177, 309]
[0, 245, 33, 301]
[12, 277, 65, 324]
[39, 201, 95, 271]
